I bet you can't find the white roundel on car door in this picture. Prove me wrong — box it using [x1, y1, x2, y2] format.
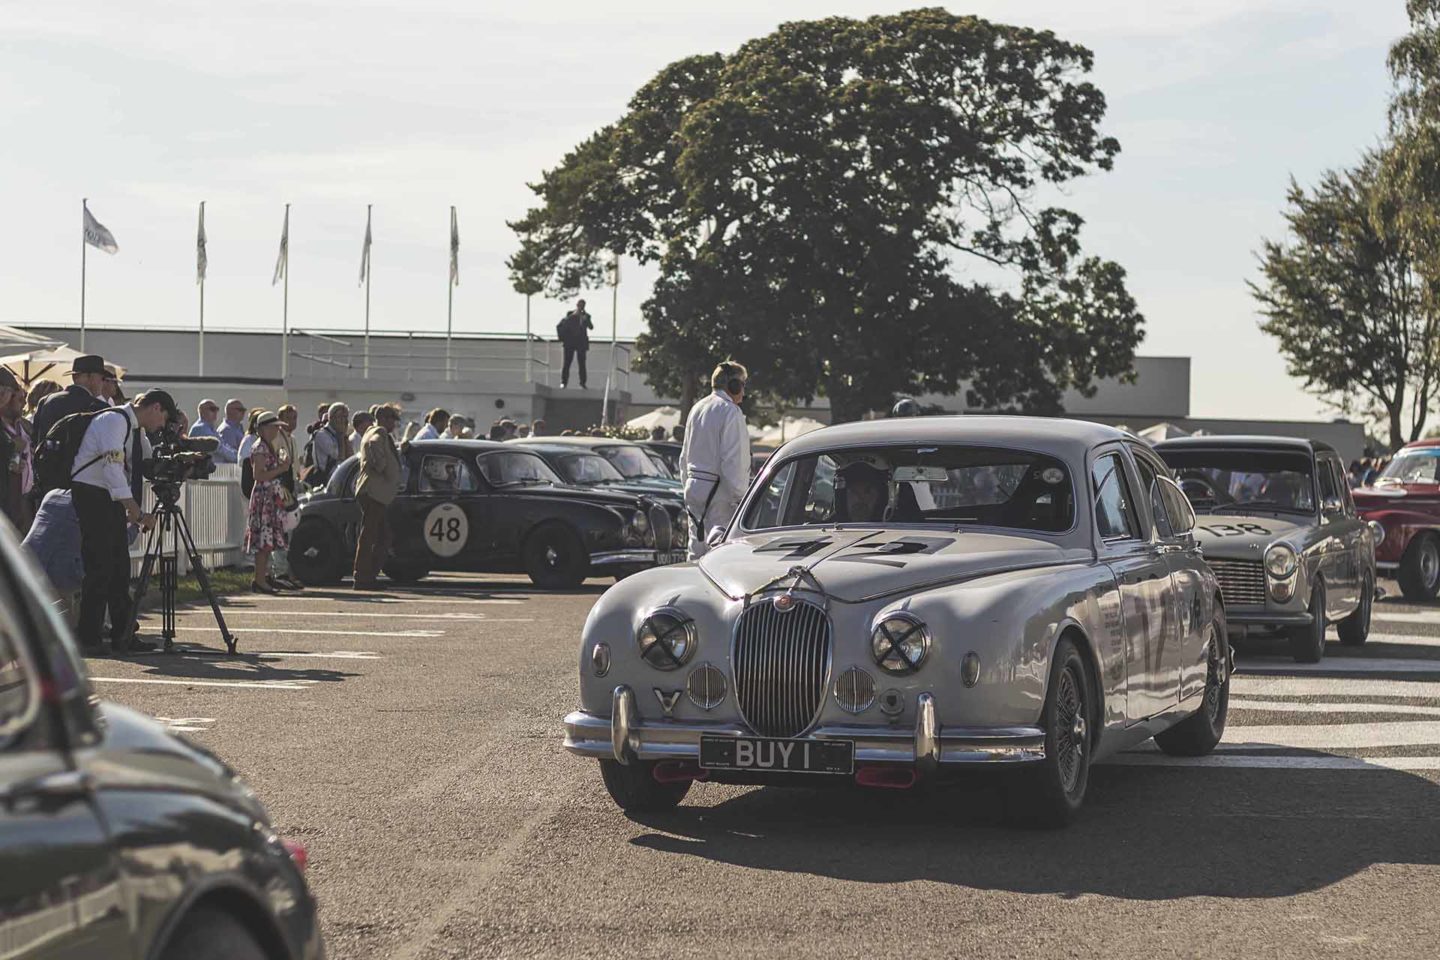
[424, 502, 469, 557]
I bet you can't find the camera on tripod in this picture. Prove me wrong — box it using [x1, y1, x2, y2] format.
[143, 428, 219, 495]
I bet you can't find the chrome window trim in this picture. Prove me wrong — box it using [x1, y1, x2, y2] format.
[0, 585, 42, 745]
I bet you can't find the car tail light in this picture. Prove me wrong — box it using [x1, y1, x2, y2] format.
[282, 838, 309, 873]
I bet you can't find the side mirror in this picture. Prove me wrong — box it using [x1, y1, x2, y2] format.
[706, 526, 726, 548]
[1322, 496, 1344, 516]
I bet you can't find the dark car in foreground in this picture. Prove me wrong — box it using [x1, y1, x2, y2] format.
[288, 439, 686, 588]
[1156, 436, 1376, 662]
[0, 525, 322, 960]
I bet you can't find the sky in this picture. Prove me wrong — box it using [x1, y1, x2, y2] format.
[0, 0, 1412, 420]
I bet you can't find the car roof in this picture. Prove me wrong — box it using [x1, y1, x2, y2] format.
[1154, 435, 1335, 456]
[406, 438, 513, 453]
[778, 416, 1133, 461]
[1398, 438, 1440, 451]
[519, 442, 601, 455]
[514, 436, 638, 448]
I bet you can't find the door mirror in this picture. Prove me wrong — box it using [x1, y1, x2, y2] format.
[706, 526, 726, 548]
[1322, 496, 1344, 516]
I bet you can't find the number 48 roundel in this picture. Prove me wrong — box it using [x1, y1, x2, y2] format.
[423, 502, 469, 558]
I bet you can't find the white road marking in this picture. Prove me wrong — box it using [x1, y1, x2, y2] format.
[1367, 632, 1440, 647]
[1109, 753, 1440, 770]
[1373, 610, 1440, 625]
[181, 611, 532, 622]
[1230, 697, 1440, 717]
[90, 676, 314, 690]
[220, 596, 523, 606]
[1233, 676, 1440, 698]
[170, 648, 383, 661]
[1220, 720, 1440, 750]
[175, 626, 442, 638]
[154, 716, 216, 733]
[1239, 658, 1440, 675]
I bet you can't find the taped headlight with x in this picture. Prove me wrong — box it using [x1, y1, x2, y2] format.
[638, 611, 697, 670]
[871, 615, 930, 674]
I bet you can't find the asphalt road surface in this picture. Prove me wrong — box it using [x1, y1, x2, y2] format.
[87, 575, 1440, 959]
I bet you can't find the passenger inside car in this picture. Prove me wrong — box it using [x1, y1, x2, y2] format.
[835, 461, 889, 523]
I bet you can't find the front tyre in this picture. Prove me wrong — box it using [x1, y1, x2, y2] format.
[383, 561, 431, 584]
[523, 522, 590, 589]
[1288, 582, 1327, 663]
[159, 906, 267, 960]
[287, 519, 345, 586]
[1155, 611, 1230, 756]
[1398, 533, 1440, 601]
[1007, 636, 1091, 828]
[1337, 570, 1373, 646]
[599, 759, 691, 812]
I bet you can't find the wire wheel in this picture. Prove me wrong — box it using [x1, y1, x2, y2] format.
[1203, 624, 1223, 723]
[1053, 662, 1087, 797]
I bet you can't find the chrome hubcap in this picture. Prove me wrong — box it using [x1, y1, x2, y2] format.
[1424, 543, 1439, 589]
[546, 546, 559, 566]
[1204, 627, 1224, 721]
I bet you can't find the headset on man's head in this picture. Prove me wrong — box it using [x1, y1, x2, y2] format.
[716, 361, 747, 397]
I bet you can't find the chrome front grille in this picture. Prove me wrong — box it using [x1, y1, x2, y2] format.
[732, 597, 831, 738]
[1210, 558, 1267, 606]
[647, 504, 671, 553]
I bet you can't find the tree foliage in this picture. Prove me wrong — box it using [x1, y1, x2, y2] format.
[1252, 155, 1437, 449]
[510, 8, 1143, 421]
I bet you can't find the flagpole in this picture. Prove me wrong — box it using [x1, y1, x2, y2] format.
[446, 206, 454, 381]
[524, 293, 532, 383]
[364, 203, 371, 379]
[197, 200, 206, 377]
[281, 203, 290, 381]
[608, 253, 619, 423]
[80, 198, 88, 352]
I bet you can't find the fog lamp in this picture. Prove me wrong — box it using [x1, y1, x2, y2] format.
[834, 666, 876, 714]
[686, 663, 726, 710]
[1270, 579, 1295, 602]
[591, 643, 611, 677]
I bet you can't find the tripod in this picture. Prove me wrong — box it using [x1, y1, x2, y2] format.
[126, 482, 237, 654]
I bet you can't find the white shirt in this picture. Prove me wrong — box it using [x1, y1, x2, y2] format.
[72, 406, 138, 501]
[679, 390, 751, 547]
[237, 433, 257, 463]
[312, 425, 345, 472]
[348, 430, 364, 451]
[415, 423, 440, 441]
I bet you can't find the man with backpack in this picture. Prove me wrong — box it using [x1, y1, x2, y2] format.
[68, 389, 178, 654]
[302, 402, 352, 489]
[31, 354, 109, 479]
[557, 298, 594, 389]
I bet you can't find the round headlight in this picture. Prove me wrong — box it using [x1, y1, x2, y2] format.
[870, 613, 930, 674]
[1264, 543, 1298, 579]
[637, 609, 696, 670]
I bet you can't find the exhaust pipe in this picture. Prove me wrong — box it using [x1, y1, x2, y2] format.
[653, 760, 708, 784]
[855, 765, 918, 790]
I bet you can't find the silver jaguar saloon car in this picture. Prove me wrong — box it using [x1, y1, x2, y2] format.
[563, 417, 1231, 825]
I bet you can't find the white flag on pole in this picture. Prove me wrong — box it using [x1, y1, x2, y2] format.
[273, 206, 289, 286]
[449, 206, 460, 287]
[359, 206, 372, 286]
[83, 205, 118, 254]
[196, 201, 207, 284]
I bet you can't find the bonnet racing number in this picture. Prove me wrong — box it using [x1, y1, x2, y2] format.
[423, 502, 469, 558]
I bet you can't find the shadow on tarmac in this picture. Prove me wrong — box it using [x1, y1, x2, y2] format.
[626, 764, 1440, 899]
[108, 644, 359, 684]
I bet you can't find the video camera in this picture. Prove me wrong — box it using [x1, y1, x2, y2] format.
[142, 425, 219, 490]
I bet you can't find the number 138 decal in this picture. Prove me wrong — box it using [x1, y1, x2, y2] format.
[424, 502, 469, 557]
[1197, 523, 1270, 537]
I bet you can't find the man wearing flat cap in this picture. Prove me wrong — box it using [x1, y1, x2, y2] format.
[31, 354, 109, 495]
[72, 388, 178, 654]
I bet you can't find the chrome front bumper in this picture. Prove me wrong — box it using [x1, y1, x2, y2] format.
[588, 549, 685, 569]
[563, 685, 1046, 768]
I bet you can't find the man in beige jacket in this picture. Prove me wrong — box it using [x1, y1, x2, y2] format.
[353, 404, 402, 590]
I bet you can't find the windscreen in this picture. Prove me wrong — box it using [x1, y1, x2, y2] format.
[1158, 448, 1315, 514]
[742, 445, 1075, 533]
[1378, 448, 1440, 484]
[598, 444, 664, 478]
[556, 452, 625, 485]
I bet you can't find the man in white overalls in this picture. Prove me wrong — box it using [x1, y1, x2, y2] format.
[679, 361, 752, 560]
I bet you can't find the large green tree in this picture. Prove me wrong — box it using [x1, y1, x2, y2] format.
[510, 9, 1143, 421]
[1252, 154, 1437, 449]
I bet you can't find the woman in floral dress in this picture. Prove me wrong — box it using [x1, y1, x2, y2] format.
[246, 412, 291, 594]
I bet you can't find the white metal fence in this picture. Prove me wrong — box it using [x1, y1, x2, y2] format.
[127, 464, 248, 577]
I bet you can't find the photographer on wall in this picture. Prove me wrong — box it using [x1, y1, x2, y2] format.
[69, 389, 178, 654]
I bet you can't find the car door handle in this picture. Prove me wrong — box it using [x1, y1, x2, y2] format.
[0, 770, 92, 807]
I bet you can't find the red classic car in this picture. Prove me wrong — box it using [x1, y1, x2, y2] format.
[1353, 439, 1440, 599]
